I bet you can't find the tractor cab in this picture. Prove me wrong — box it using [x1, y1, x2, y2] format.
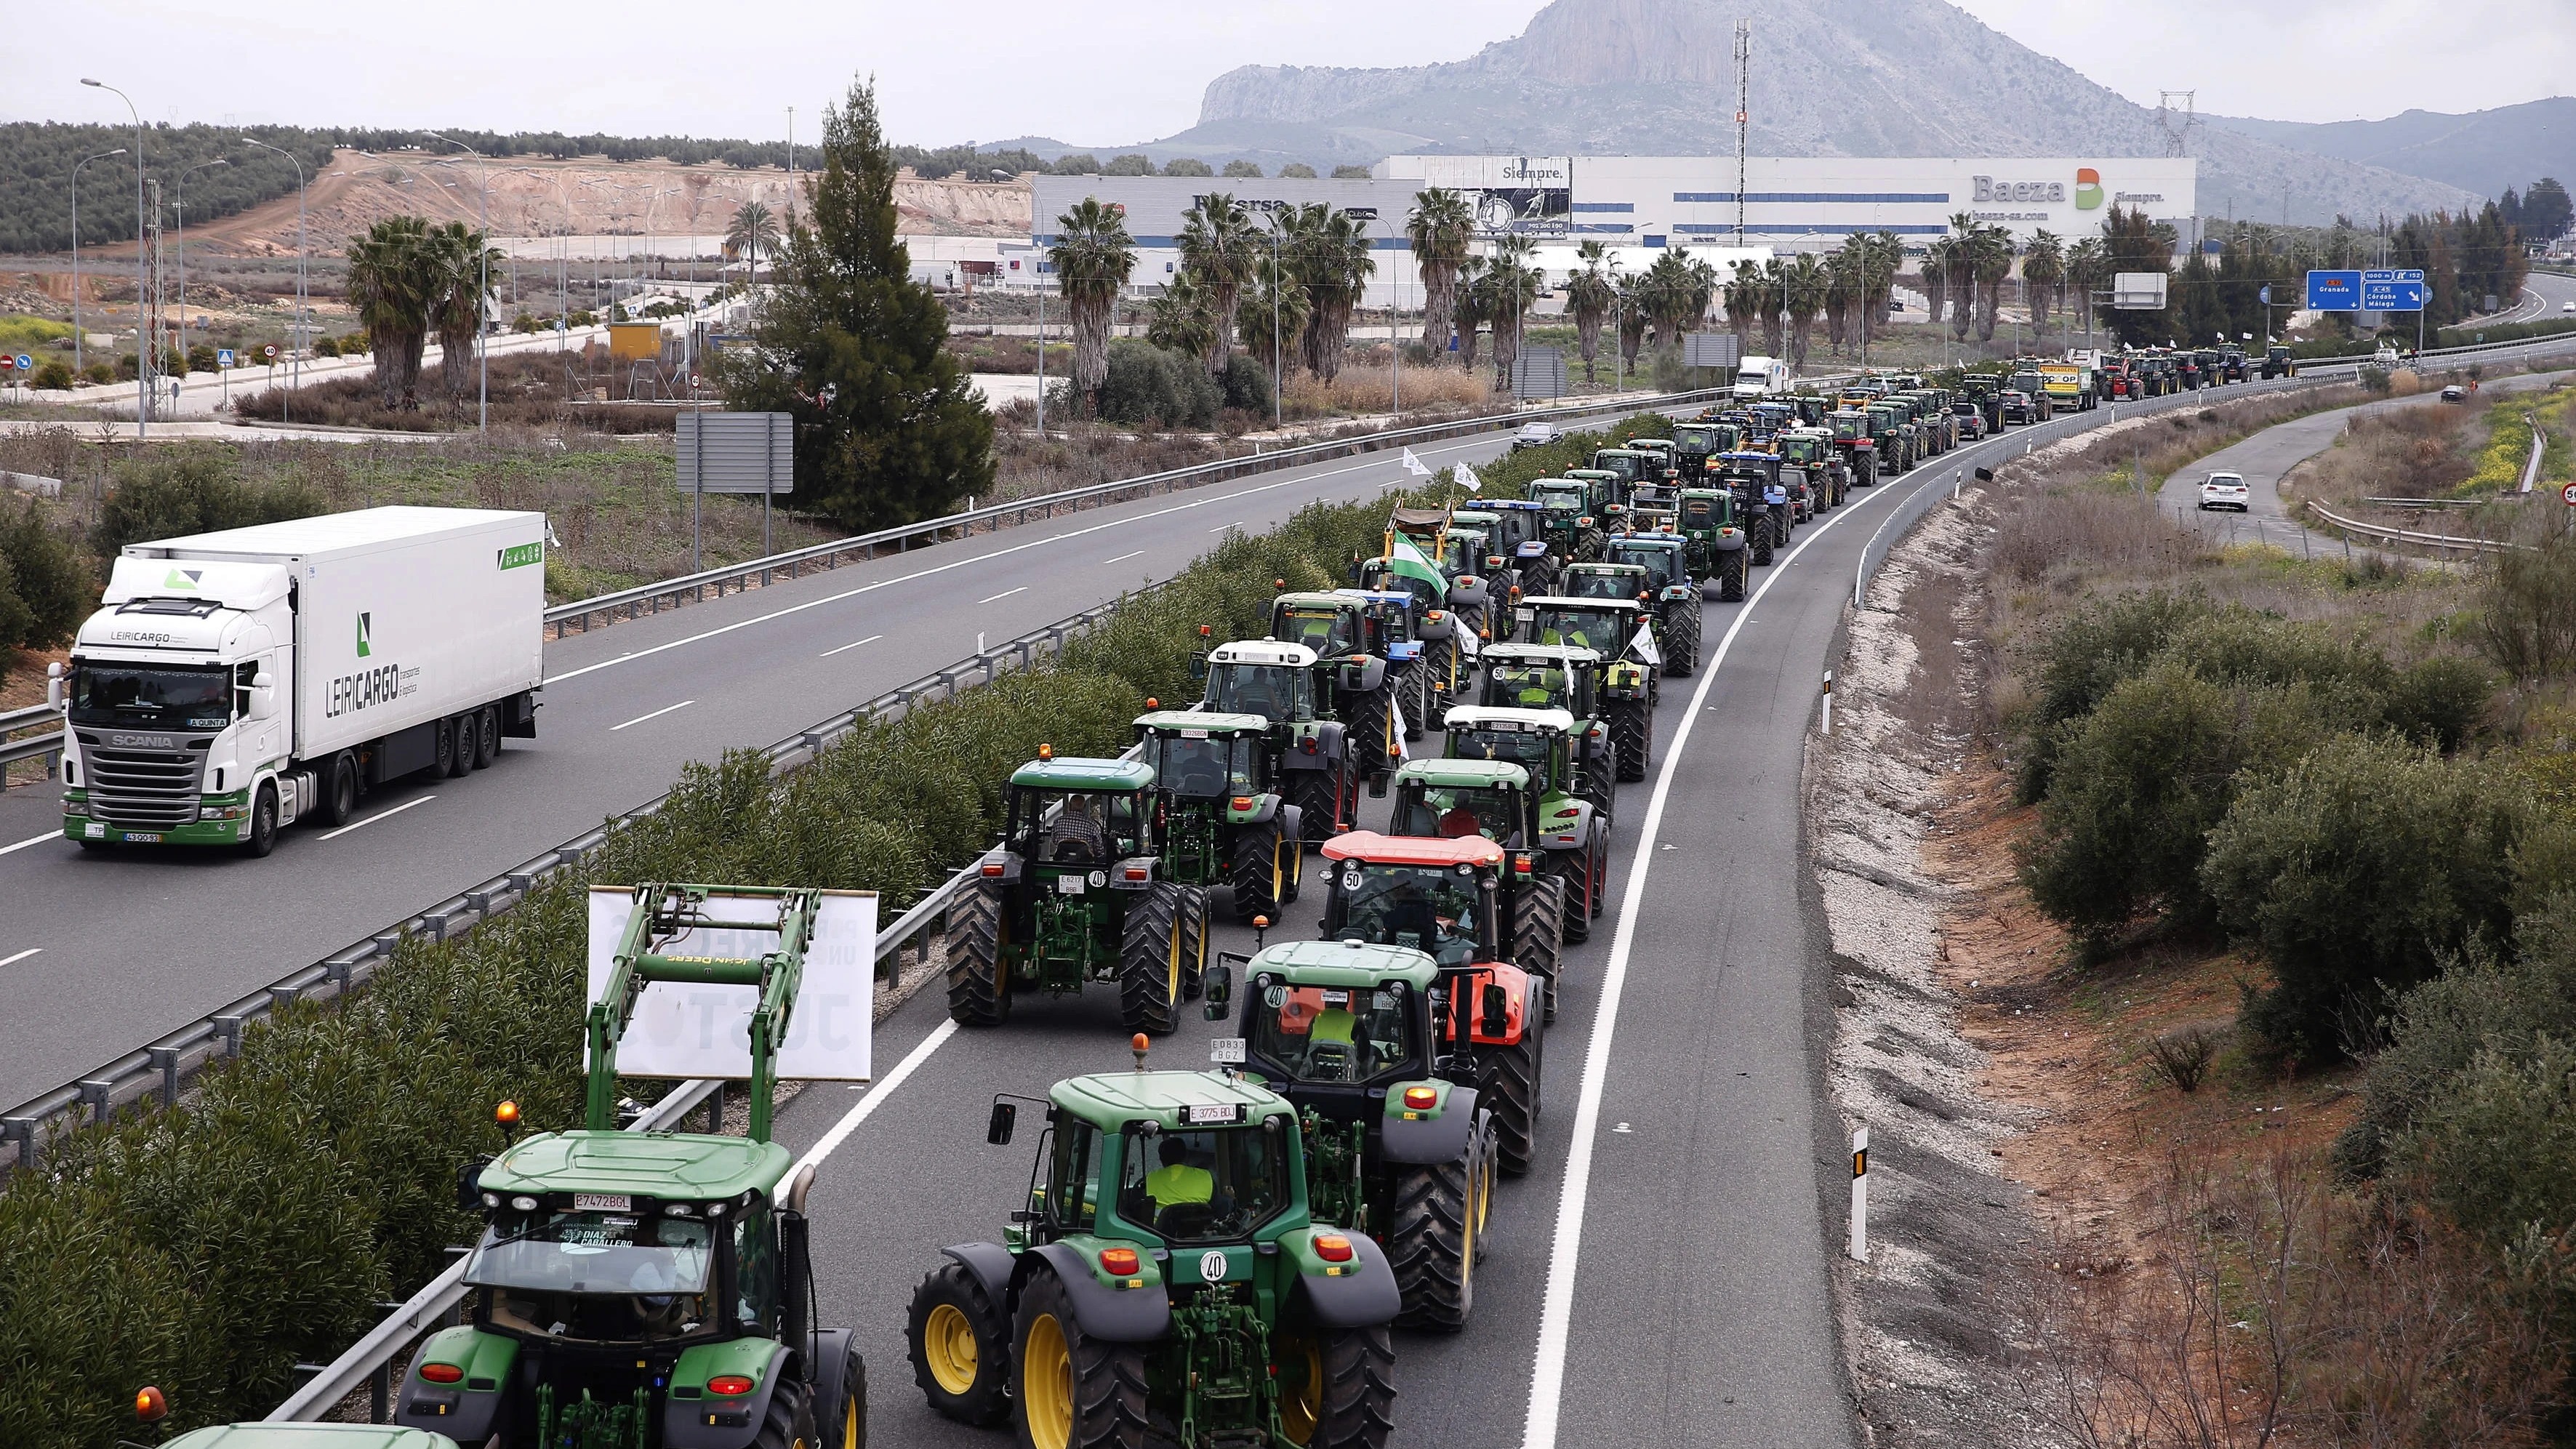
[1672, 421, 1737, 478]
[1457, 500, 1551, 569]
[1560, 561, 1655, 604]
[1477, 643, 1603, 720]
[1269, 591, 1383, 663]
[1195, 637, 1379, 851]
[1605, 536, 1687, 595]
[1137, 711, 1269, 803]
[1319, 832, 1503, 971]
[1391, 757, 1541, 849]
[1136, 710, 1301, 919]
[1199, 639, 1321, 726]
[1587, 449, 1655, 497]
[1440, 704, 1616, 842]
[1514, 595, 1646, 659]
[1002, 756, 1157, 873]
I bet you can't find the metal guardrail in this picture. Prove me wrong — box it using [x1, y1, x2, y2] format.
[0, 580, 1165, 1170]
[0, 702, 60, 775]
[2305, 499, 2527, 554]
[539, 385, 1739, 639]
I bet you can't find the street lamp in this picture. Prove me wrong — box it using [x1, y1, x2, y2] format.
[425, 132, 499, 432]
[70, 147, 126, 377]
[238, 135, 309, 422]
[81, 78, 148, 437]
[173, 158, 228, 390]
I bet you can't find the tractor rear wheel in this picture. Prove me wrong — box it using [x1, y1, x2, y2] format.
[1750, 513, 1775, 566]
[1013, 1267, 1149, 1449]
[1662, 603, 1701, 678]
[1717, 547, 1747, 603]
[1349, 686, 1396, 782]
[1289, 768, 1345, 846]
[1388, 1156, 1474, 1332]
[1608, 699, 1650, 783]
[1486, 1005, 1544, 1176]
[909, 1261, 1012, 1426]
[1118, 883, 1191, 1036]
[1403, 662, 1429, 740]
[1550, 849, 1590, 944]
[1180, 888, 1209, 1001]
[1230, 819, 1290, 924]
[945, 880, 1012, 1027]
[1513, 873, 1565, 1024]
[1273, 1324, 1397, 1449]
[750, 1376, 816, 1449]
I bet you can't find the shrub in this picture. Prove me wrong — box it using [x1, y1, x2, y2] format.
[92, 449, 327, 558]
[186, 342, 217, 374]
[0, 554, 31, 682]
[1094, 340, 1221, 430]
[1221, 160, 1264, 179]
[1277, 163, 1318, 179]
[2383, 654, 2494, 751]
[1219, 352, 1272, 415]
[1331, 165, 1373, 180]
[2013, 588, 2218, 801]
[2359, 365, 2393, 396]
[2147, 1021, 2228, 1092]
[0, 497, 92, 647]
[31, 359, 72, 390]
[2476, 525, 2576, 681]
[1160, 158, 1213, 177]
[311, 334, 340, 358]
[2205, 736, 2533, 1063]
[2393, 1034, 2576, 1251]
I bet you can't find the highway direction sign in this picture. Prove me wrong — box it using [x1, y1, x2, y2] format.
[2362, 269, 2427, 311]
[2306, 270, 2362, 310]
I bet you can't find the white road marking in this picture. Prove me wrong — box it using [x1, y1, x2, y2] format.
[977, 586, 1028, 605]
[790, 1019, 960, 1181]
[1208, 521, 1242, 532]
[1, 831, 59, 857]
[1102, 550, 1144, 565]
[542, 439, 1493, 685]
[611, 700, 697, 731]
[0, 947, 40, 968]
[820, 635, 881, 659]
[320, 795, 437, 841]
[1520, 462, 1920, 1449]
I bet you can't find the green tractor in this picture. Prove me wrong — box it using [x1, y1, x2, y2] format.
[1775, 428, 1841, 514]
[1512, 595, 1659, 782]
[1525, 477, 1606, 569]
[1384, 757, 1581, 1016]
[945, 755, 1211, 1035]
[1711, 451, 1787, 566]
[1673, 487, 1751, 603]
[904, 1049, 1399, 1448]
[1135, 709, 1303, 925]
[1196, 638, 1379, 846]
[1264, 592, 1400, 776]
[1671, 420, 1741, 483]
[1199, 936, 1502, 1330]
[1436, 706, 1614, 943]
[1450, 499, 1555, 600]
[1597, 535, 1704, 676]
[396, 883, 869, 1449]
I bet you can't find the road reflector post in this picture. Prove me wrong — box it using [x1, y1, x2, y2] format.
[1849, 1125, 1869, 1263]
[1819, 670, 1833, 736]
[1952, 468, 1962, 502]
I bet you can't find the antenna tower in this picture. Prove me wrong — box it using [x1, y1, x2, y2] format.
[2154, 90, 2199, 158]
[1734, 18, 1752, 249]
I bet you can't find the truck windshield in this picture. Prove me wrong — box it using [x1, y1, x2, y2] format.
[1395, 781, 1522, 843]
[1336, 862, 1483, 966]
[470, 1209, 715, 1343]
[1118, 1125, 1290, 1243]
[66, 664, 231, 728]
[1205, 664, 1309, 723]
[1250, 982, 1419, 1085]
[1147, 733, 1253, 798]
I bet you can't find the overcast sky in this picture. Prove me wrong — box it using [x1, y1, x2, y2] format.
[8, 1, 2567, 148]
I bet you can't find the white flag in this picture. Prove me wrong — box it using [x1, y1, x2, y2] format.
[1402, 447, 1434, 477]
[1456, 461, 1482, 492]
[1629, 620, 1663, 670]
[1390, 697, 1410, 760]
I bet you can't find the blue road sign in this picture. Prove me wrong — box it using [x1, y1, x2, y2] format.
[12, 355, 30, 371]
[217, 348, 235, 366]
[2362, 268, 2427, 311]
[2258, 284, 2272, 305]
[2306, 270, 2363, 310]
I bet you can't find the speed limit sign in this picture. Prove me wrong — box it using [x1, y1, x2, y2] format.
[2561, 481, 2576, 507]
[264, 344, 278, 360]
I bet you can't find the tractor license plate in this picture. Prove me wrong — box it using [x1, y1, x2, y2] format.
[1186, 1102, 1243, 1125]
[574, 1193, 633, 1212]
[1208, 1037, 1247, 1065]
[1057, 875, 1084, 896]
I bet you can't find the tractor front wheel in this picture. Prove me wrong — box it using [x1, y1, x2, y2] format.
[1118, 883, 1194, 1036]
[1513, 873, 1565, 1024]
[909, 1262, 1011, 1426]
[1230, 819, 1291, 925]
[945, 880, 1011, 1028]
[1388, 1157, 1474, 1333]
[1608, 699, 1650, 783]
[1273, 1324, 1397, 1449]
[1486, 1005, 1545, 1176]
[1014, 1267, 1149, 1449]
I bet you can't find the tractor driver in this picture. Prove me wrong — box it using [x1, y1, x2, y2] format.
[1133, 1135, 1235, 1237]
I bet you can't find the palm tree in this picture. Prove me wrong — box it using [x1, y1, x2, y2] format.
[1973, 226, 2018, 343]
[1288, 204, 1376, 382]
[1822, 241, 1857, 354]
[1616, 273, 1648, 372]
[1147, 266, 1217, 362]
[1783, 253, 1827, 373]
[1758, 257, 1789, 357]
[1453, 256, 1490, 374]
[1482, 234, 1542, 390]
[1720, 257, 1763, 353]
[1943, 220, 1980, 343]
[1406, 188, 1474, 362]
[1176, 193, 1255, 374]
[2023, 230, 2066, 333]
[346, 214, 440, 410]
[2064, 238, 2107, 337]
[727, 201, 781, 289]
[1238, 249, 1309, 382]
[1047, 197, 1136, 412]
[1919, 235, 1952, 329]
[1565, 240, 1616, 382]
[428, 221, 501, 405]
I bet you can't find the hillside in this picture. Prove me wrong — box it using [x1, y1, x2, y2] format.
[2202, 97, 2576, 203]
[1165, 0, 2484, 225]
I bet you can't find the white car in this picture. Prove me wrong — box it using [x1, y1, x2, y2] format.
[2372, 345, 2401, 364]
[2198, 472, 2251, 511]
[1512, 421, 1564, 451]
[2562, 301, 2575, 313]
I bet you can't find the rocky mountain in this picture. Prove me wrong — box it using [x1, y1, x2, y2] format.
[2202, 97, 2576, 203]
[1157, 0, 2481, 226]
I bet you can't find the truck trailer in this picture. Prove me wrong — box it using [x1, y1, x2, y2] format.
[49, 506, 546, 855]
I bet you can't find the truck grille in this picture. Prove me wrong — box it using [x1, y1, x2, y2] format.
[77, 734, 209, 828]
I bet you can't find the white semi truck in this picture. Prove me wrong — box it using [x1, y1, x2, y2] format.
[47, 506, 547, 855]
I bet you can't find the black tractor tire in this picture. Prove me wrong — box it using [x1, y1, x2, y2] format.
[1608, 699, 1650, 783]
[1513, 873, 1565, 1024]
[1229, 818, 1290, 924]
[1388, 1157, 1475, 1332]
[828, 1346, 867, 1449]
[1661, 603, 1701, 678]
[1717, 547, 1747, 603]
[1289, 768, 1346, 847]
[1279, 808, 1305, 904]
[1180, 888, 1209, 1001]
[1348, 686, 1397, 781]
[1275, 1324, 1397, 1449]
[1485, 1006, 1544, 1177]
[750, 1376, 816, 1449]
[908, 1261, 1012, 1426]
[944, 880, 1012, 1027]
[1750, 513, 1775, 566]
[1118, 882, 1191, 1036]
[1588, 828, 1608, 921]
[1403, 662, 1430, 741]
[1013, 1266, 1150, 1449]
[1550, 848, 1591, 944]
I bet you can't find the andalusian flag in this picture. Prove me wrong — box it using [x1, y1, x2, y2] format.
[1386, 532, 1447, 600]
[1456, 461, 1483, 492]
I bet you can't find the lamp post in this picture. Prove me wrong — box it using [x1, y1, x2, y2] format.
[71, 147, 126, 377]
[238, 135, 308, 422]
[81, 78, 149, 436]
[425, 133, 497, 432]
[173, 157, 228, 393]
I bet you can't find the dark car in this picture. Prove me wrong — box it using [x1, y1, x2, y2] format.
[1949, 401, 1988, 440]
[1999, 390, 2041, 425]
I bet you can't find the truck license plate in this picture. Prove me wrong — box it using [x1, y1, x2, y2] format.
[573, 1193, 632, 1213]
[124, 832, 161, 843]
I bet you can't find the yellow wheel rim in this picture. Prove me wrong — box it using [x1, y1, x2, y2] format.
[1461, 1188, 1476, 1292]
[922, 1302, 979, 1397]
[1022, 1312, 1073, 1449]
[1276, 1333, 1325, 1445]
[1167, 913, 1183, 1004]
[843, 1400, 860, 1449]
[1272, 840, 1285, 901]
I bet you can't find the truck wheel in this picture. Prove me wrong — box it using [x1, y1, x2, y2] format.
[945, 880, 1012, 1027]
[1230, 819, 1289, 924]
[750, 1376, 816, 1449]
[1513, 873, 1564, 1024]
[1274, 1323, 1396, 1449]
[473, 705, 499, 769]
[1388, 1156, 1474, 1332]
[432, 718, 458, 778]
[321, 753, 358, 827]
[1485, 1007, 1544, 1176]
[1608, 699, 1650, 783]
[1118, 883, 1189, 1036]
[238, 785, 278, 859]
[1014, 1266, 1149, 1449]
[909, 1261, 1011, 1426]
